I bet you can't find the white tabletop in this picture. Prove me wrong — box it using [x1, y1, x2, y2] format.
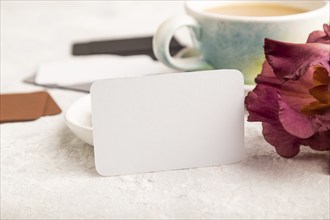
[1, 1, 329, 219]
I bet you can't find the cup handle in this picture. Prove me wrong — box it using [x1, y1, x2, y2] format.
[153, 15, 213, 71]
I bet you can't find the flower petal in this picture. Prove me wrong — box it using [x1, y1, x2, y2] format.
[255, 61, 284, 88]
[301, 66, 330, 115]
[262, 122, 300, 158]
[324, 24, 330, 36]
[301, 131, 330, 151]
[264, 38, 330, 80]
[313, 66, 330, 85]
[307, 24, 330, 44]
[278, 68, 315, 112]
[301, 101, 330, 116]
[317, 113, 330, 132]
[245, 84, 279, 124]
[309, 85, 330, 103]
[278, 95, 318, 138]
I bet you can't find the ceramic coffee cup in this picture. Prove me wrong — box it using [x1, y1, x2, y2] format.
[153, 1, 329, 85]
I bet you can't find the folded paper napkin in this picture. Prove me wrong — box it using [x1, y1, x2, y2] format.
[0, 91, 61, 123]
[24, 55, 176, 93]
[35, 55, 175, 86]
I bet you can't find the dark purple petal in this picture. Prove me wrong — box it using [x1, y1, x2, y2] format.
[324, 24, 330, 36]
[255, 61, 284, 88]
[262, 122, 300, 158]
[245, 84, 279, 124]
[307, 24, 330, 44]
[264, 39, 330, 80]
[317, 113, 330, 131]
[278, 95, 318, 139]
[301, 131, 330, 151]
[278, 68, 315, 112]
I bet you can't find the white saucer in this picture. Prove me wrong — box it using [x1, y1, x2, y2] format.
[65, 95, 93, 145]
[65, 85, 254, 146]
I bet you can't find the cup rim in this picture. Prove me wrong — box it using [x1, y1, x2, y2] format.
[185, 0, 329, 22]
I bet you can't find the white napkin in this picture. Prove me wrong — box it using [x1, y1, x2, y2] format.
[35, 55, 175, 86]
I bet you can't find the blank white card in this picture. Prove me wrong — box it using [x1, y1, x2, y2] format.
[91, 70, 244, 176]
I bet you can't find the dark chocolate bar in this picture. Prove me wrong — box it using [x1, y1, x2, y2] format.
[72, 36, 184, 60]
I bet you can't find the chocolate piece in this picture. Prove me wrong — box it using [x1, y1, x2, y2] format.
[0, 91, 61, 123]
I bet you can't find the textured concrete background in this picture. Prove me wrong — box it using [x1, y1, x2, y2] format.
[1, 1, 329, 219]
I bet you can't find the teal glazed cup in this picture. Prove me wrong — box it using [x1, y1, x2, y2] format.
[153, 1, 329, 85]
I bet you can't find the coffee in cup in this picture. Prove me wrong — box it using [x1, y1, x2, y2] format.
[205, 3, 307, 17]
